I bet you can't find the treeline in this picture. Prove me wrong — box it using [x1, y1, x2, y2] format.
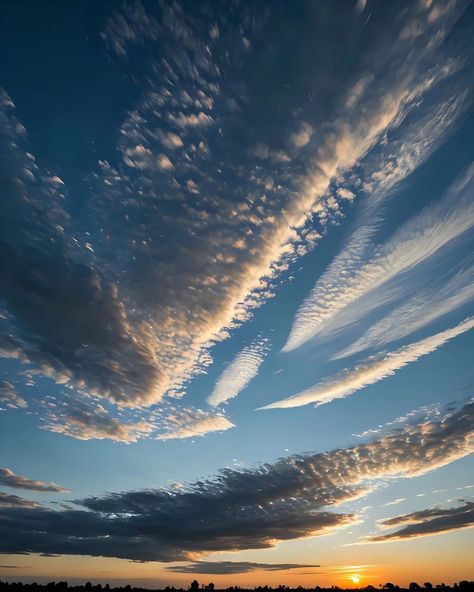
[1, 582, 474, 592]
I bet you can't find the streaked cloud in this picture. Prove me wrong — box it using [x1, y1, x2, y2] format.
[337, 263, 474, 359]
[0, 400, 472, 561]
[261, 317, 474, 410]
[383, 498, 407, 508]
[369, 500, 474, 542]
[284, 163, 474, 352]
[207, 338, 269, 407]
[0, 493, 39, 509]
[0, 468, 69, 493]
[165, 561, 320, 574]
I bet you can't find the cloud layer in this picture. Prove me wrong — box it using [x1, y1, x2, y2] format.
[1, 0, 471, 421]
[165, 561, 319, 574]
[0, 400, 472, 561]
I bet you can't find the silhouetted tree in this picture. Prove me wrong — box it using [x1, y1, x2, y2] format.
[424, 584, 433, 590]
[410, 584, 421, 590]
[383, 585, 395, 591]
[190, 581, 200, 591]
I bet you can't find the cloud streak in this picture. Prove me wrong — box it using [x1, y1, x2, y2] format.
[283, 163, 474, 352]
[0, 468, 69, 493]
[336, 263, 474, 359]
[207, 338, 269, 406]
[165, 561, 319, 574]
[261, 317, 474, 410]
[369, 501, 474, 542]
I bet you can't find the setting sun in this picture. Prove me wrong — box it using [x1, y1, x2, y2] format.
[350, 576, 361, 585]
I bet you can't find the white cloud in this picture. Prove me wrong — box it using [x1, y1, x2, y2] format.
[336, 187, 356, 202]
[261, 317, 474, 410]
[207, 338, 269, 406]
[0, 468, 69, 493]
[337, 264, 474, 359]
[2, 0, 471, 415]
[283, 163, 474, 352]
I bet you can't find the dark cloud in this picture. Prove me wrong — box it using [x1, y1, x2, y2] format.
[165, 561, 320, 574]
[0, 90, 167, 407]
[370, 500, 474, 542]
[0, 401, 472, 562]
[0, 468, 69, 493]
[0, 492, 39, 509]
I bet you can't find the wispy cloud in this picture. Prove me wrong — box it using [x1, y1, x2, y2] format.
[0, 400, 472, 561]
[261, 317, 474, 410]
[336, 263, 474, 359]
[0, 468, 69, 493]
[207, 338, 269, 406]
[368, 500, 474, 542]
[283, 163, 474, 352]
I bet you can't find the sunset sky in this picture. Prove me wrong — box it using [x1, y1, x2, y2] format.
[0, 0, 473, 588]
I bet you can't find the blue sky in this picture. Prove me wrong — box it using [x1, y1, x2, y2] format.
[0, 0, 473, 586]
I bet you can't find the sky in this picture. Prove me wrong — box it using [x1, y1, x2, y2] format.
[0, 0, 473, 588]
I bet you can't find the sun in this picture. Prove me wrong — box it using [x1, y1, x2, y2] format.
[350, 575, 361, 585]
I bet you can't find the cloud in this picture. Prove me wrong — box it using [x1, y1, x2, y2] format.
[1, 1, 471, 419]
[261, 317, 474, 410]
[0, 468, 69, 493]
[40, 398, 155, 444]
[337, 263, 474, 359]
[0, 492, 39, 509]
[0, 400, 472, 561]
[0, 90, 168, 407]
[283, 163, 474, 352]
[383, 498, 407, 508]
[88, 0, 472, 405]
[0, 380, 27, 411]
[207, 338, 269, 406]
[291, 122, 313, 148]
[369, 501, 474, 542]
[156, 408, 235, 440]
[165, 561, 320, 574]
